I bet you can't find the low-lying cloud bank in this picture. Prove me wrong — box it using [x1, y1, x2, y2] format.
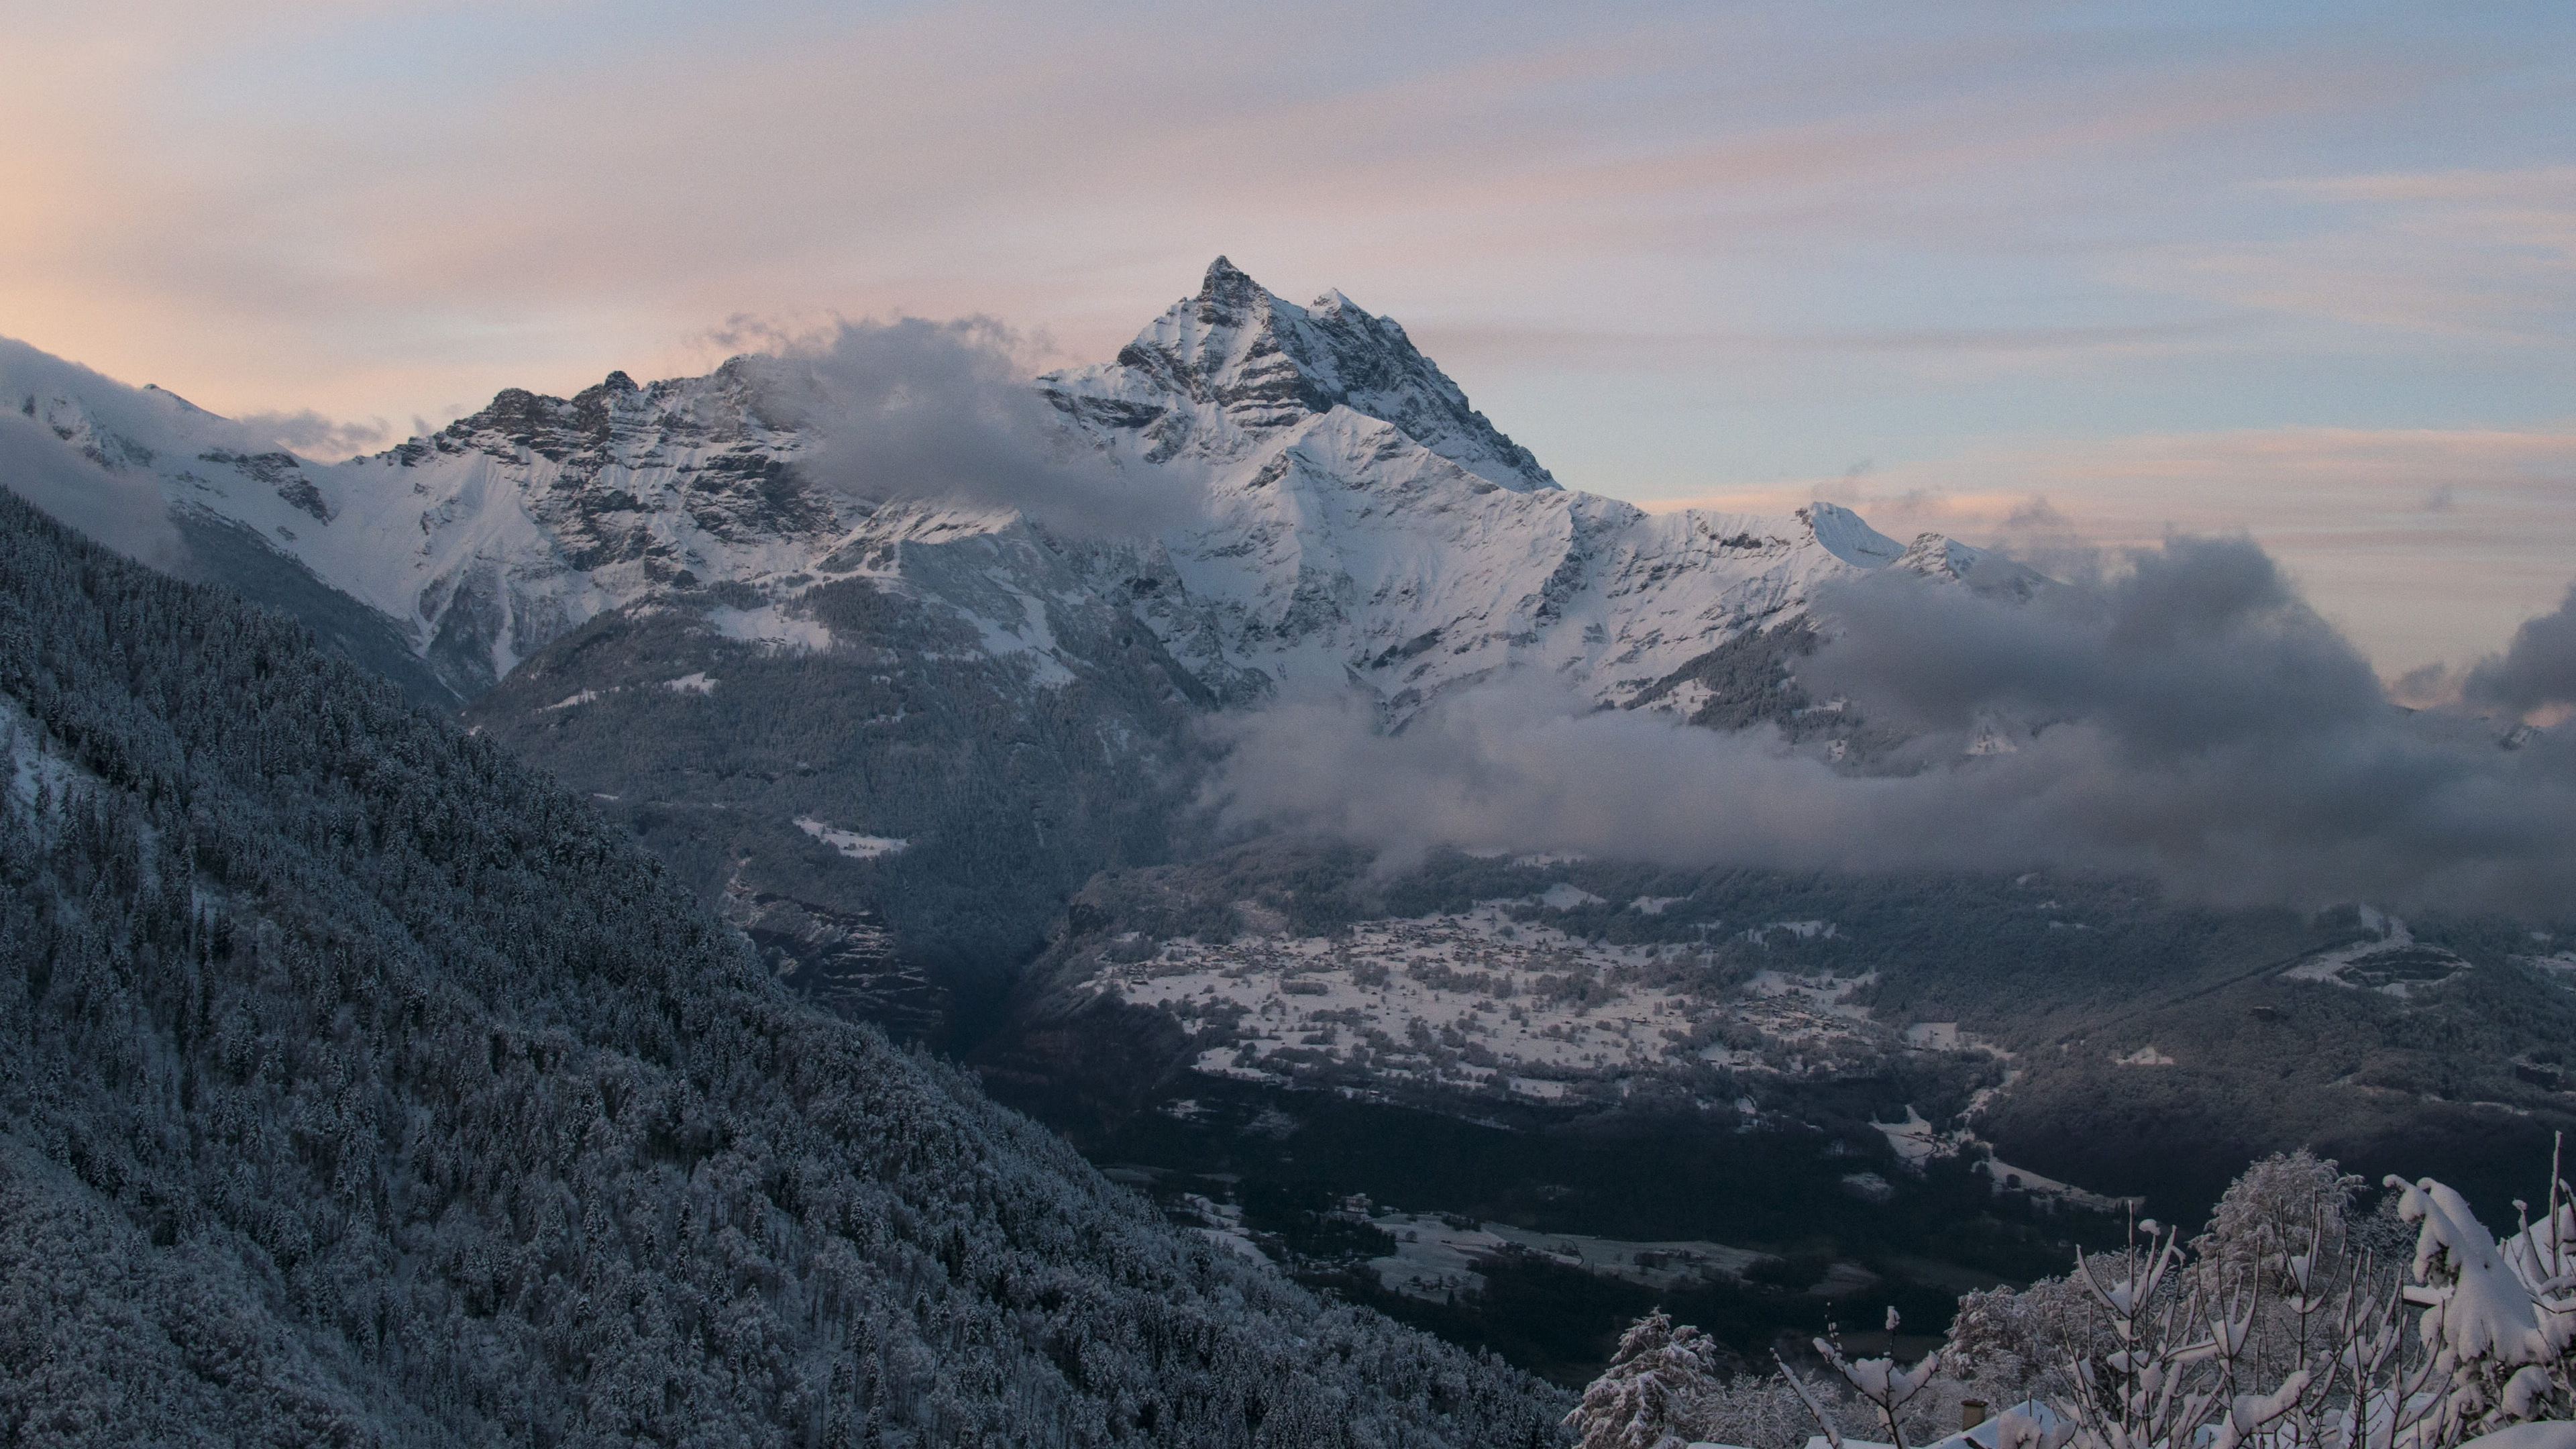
[0, 406, 184, 571]
[1209, 537, 2576, 916]
[3, 339, 225, 571]
[1, 337, 403, 570]
[16, 323, 2576, 914]
[2463, 582, 2576, 720]
[751, 317, 1207, 538]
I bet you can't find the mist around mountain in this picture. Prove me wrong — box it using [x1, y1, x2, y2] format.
[13, 257, 2576, 1387]
[0, 490, 1568, 1444]
[3, 260, 2032, 1028]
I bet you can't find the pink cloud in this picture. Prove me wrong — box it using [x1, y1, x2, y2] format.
[0, 2, 2471, 424]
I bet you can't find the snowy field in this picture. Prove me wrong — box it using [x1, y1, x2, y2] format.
[1085, 902, 1908, 1097]
[792, 816, 909, 859]
[2279, 916, 2471, 998]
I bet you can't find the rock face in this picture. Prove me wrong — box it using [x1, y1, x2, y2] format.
[2, 260, 2000, 1033]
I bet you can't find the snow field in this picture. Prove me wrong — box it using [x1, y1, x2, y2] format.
[708, 604, 834, 652]
[1087, 902, 1895, 1093]
[2280, 916, 2473, 998]
[792, 817, 908, 859]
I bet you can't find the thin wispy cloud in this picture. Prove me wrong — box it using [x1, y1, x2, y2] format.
[1425, 318, 2245, 368]
[2123, 165, 2576, 341]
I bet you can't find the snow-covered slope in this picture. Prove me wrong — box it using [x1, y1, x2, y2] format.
[5, 258, 1989, 724]
[1040, 258, 1994, 717]
[5, 343, 856, 700]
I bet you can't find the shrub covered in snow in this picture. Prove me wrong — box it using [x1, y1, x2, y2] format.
[1573, 1148, 2574, 1449]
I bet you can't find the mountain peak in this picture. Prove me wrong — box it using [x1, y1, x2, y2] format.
[1192, 254, 1273, 335]
[1800, 501, 1906, 568]
[1049, 261, 1559, 492]
[1200, 254, 1255, 297]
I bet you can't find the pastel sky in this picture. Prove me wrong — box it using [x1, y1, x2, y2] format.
[4, 0, 2571, 678]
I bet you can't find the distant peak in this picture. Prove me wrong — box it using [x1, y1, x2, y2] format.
[1046, 256, 1560, 492]
[142, 382, 218, 417]
[1800, 501, 1906, 569]
[1197, 256, 1264, 311]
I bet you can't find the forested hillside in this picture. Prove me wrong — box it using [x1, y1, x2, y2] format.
[461, 561, 1216, 1042]
[0, 490, 1566, 1445]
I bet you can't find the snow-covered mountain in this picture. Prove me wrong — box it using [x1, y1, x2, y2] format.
[3, 259, 2006, 1032]
[1043, 258, 1995, 720]
[5, 257, 1990, 723]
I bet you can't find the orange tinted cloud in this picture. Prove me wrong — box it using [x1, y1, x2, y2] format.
[0, 2, 2496, 420]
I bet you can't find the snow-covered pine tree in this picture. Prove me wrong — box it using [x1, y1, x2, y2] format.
[1566, 1310, 1731, 1449]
